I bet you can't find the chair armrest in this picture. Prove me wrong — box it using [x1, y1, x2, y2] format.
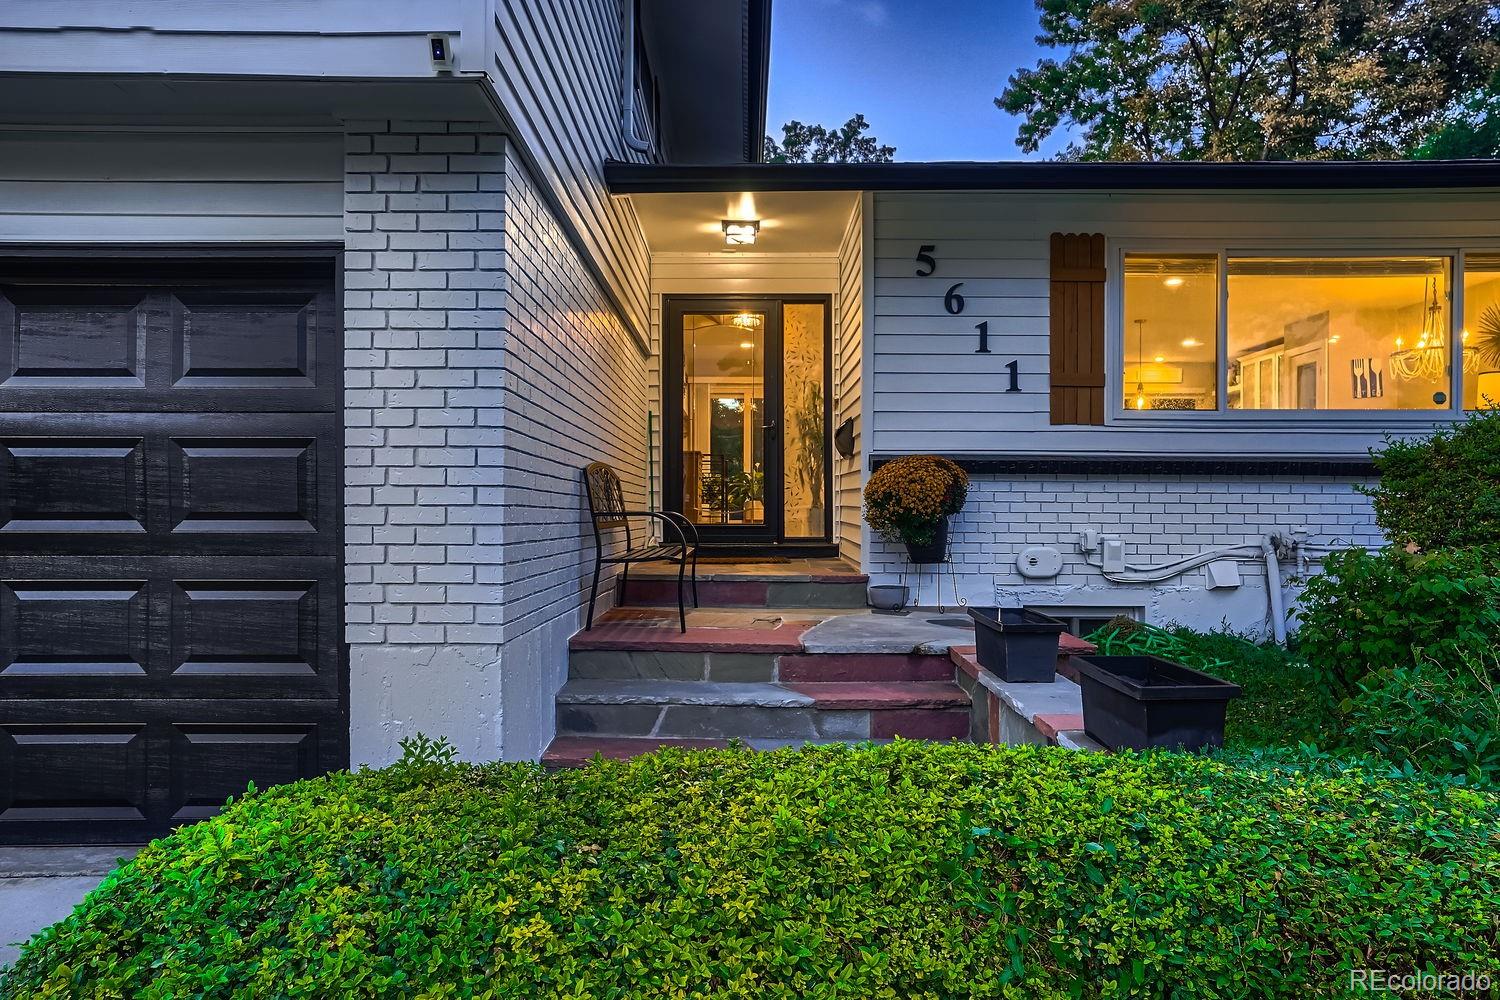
[612, 510, 688, 548]
[656, 509, 700, 545]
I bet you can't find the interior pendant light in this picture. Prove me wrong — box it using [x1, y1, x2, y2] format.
[1133, 319, 1147, 410]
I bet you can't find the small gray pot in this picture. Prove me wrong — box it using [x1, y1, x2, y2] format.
[867, 584, 909, 611]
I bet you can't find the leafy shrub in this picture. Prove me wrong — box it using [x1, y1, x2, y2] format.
[1296, 545, 1500, 700]
[863, 454, 968, 546]
[1338, 650, 1500, 788]
[5, 741, 1498, 999]
[1361, 408, 1500, 550]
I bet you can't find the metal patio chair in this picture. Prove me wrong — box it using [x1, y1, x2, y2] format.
[583, 462, 699, 632]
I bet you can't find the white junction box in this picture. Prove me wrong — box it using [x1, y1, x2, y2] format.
[1101, 537, 1126, 574]
[1016, 546, 1063, 579]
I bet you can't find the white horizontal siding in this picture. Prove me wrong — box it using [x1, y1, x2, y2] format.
[489, 0, 651, 341]
[869, 189, 1500, 457]
[0, 0, 479, 76]
[0, 129, 343, 242]
[835, 202, 864, 564]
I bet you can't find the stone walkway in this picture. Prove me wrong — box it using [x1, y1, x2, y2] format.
[0, 847, 139, 970]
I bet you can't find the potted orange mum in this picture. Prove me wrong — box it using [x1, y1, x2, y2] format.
[863, 455, 968, 563]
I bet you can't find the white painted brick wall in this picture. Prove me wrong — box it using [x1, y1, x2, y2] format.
[866, 474, 1382, 636]
[343, 120, 649, 765]
[343, 119, 507, 650]
[493, 148, 649, 758]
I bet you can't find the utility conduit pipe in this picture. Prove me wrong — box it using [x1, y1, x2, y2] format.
[1079, 534, 1293, 644]
[1260, 536, 1288, 645]
[620, 0, 653, 155]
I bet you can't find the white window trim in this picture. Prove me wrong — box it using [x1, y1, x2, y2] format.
[1105, 237, 1500, 429]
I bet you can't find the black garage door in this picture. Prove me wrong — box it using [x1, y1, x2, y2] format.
[0, 254, 345, 845]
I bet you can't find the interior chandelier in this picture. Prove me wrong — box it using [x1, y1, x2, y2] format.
[1388, 277, 1479, 381]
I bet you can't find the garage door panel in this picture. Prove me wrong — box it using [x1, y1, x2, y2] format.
[0, 420, 338, 556]
[169, 436, 321, 537]
[0, 436, 149, 534]
[0, 724, 151, 826]
[171, 579, 328, 682]
[168, 725, 318, 824]
[0, 557, 341, 700]
[0, 579, 150, 679]
[0, 705, 343, 845]
[172, 289, 323, 388]
[0, 259, 338, 414]
[1, 285, 150, 387]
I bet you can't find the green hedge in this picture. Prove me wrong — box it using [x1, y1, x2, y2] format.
[5, 740, 1497, 999]
[1362, 408, 1500, 550]
[1297, 545, 1500, 700]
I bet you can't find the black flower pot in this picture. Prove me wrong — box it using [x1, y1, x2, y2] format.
[903, 518, 949, 563]
[1073, 655, 1243, 751]
[967, 607, 1067, 682]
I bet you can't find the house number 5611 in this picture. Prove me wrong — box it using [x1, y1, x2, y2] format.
[915, 244, 1019, 392]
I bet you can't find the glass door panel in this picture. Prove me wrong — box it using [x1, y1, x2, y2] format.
[666, 297, 830, 545]
[679, 309, 772, 534]
[781, 301, 828, 538]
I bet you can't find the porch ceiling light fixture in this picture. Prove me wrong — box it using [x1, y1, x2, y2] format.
[722, 219, 760, 246]
[1388, 277, 1478, 381]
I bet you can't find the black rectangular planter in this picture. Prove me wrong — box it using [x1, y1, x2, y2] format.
[967, 607, 1067, 682]
[1073, 655, 1243, 751]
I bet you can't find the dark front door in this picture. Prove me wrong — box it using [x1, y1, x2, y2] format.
[664, 297, 831, 546]
[0, 253, 345, 845]
[665, 298, 781, 543]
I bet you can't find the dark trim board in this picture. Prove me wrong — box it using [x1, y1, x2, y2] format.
[869, 454, 1379, 476]
[605, 158, 1500, 194]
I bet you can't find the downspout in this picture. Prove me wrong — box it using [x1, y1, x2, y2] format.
[1261, 535, 1288, 646]
[620, 0, 652, 155]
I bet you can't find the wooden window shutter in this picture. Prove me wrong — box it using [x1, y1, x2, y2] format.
[1049, 232, 1107, 425]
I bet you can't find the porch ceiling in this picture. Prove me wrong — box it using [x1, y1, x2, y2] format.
[625, 190, 858, 254]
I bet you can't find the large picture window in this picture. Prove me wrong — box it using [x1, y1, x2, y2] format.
[1466, 254, 1500, 408]
[1120, 249, 1491, 415]
[1121, 254, 1219, 411]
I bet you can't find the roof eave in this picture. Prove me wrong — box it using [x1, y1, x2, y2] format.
[605, 159, 1500, 194]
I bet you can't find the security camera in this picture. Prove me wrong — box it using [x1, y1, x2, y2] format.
[428, 34, 455, 71]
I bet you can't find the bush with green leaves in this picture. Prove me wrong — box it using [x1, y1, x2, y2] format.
[4, 739, 1497, 999]
[1338, 650, 1500, 788]
[1361, 408, 1500, 550]
[1296, 544, 1500, 700]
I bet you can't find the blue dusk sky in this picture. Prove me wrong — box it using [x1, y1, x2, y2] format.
[766, 0, 1074, 162]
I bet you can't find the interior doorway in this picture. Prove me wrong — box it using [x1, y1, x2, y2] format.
[663, 296, 832, 546]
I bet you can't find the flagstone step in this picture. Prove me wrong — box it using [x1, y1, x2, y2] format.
[569, 647, 959, 684]
[555, 679, 969, 743]
[622, 575, 868, 609]
[618, 558, 868, 610]
[570, 620, 815, 654]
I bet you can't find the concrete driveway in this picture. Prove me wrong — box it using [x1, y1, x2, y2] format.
[0, 847, 139, 972]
